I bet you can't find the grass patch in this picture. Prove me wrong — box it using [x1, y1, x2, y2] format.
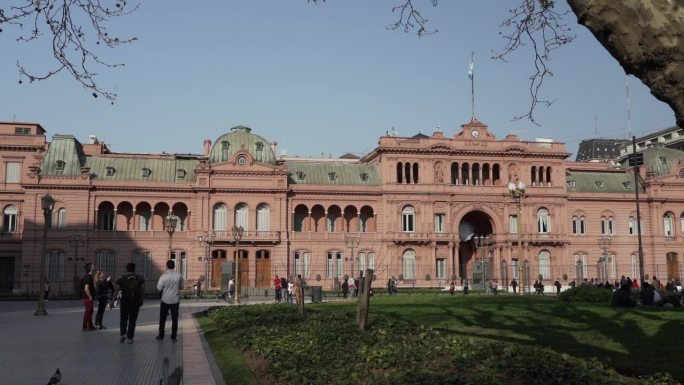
[196, 311, 258, 385]
[202, 296, 682, 384]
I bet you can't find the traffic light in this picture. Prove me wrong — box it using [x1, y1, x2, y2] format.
[628, 152, 644, 166]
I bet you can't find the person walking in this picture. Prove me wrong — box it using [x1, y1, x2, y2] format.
[274, 275, 282, 303]
[281, 276, 289, 303]
[193, 279, 202, 301]
[226, 276, 235, 303]
[462, 278, 469, 295]
[44, 278, 51, 301]
[510, 278, 518, 294]
[156, 260, 183, 342]
[94, 271, 109, 329]
[82, 263, 96, 331]
[294, 274, 303, 305]
[115, 263, 145, 343]
[554, 279, 562, 296]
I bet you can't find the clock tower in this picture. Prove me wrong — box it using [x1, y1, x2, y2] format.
[454, 118, 495, 141]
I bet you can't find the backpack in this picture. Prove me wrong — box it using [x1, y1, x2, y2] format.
[125, 275, 143, 305]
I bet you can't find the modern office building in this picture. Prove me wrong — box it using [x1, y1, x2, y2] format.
[1, 119, 682, 295]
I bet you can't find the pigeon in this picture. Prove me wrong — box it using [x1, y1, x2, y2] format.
[46, 368, 61, 385]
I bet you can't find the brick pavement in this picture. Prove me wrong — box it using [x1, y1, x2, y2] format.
[0, 298, 232, 385]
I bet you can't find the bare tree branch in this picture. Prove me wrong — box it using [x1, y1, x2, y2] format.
[492, 0, 575, 125]
[0, 0, 139, 102]
[386, 0, 438, 37]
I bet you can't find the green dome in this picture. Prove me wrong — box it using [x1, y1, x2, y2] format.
[208, 126, 276, 164]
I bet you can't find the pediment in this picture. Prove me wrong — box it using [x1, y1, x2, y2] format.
[503, 145, 528, 153]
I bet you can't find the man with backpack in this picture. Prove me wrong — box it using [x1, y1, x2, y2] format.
[115, 262, 145, 343]
[156, 260, 183, 342]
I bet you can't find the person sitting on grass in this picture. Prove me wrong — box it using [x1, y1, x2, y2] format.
[611, 284, 636, 307]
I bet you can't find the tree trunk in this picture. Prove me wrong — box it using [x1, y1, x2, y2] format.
[298, 278, 305, 315]
[567, 0, 684, 128]
[356, 269, 374, 330]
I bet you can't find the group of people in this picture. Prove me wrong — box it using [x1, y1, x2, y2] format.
[342, 276, 360, 298]
[79, 259, 184, 344]
[612, 275, 682, 307]
[387, 277, 399, 295]
[273, 275, 296, 303]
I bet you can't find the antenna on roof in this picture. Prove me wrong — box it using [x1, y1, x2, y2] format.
[594, 114, 598, 137]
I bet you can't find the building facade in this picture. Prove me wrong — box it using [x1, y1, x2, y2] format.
[1, 119, 683, 295]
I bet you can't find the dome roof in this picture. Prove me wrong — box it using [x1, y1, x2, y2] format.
[208, 126, 276, 164]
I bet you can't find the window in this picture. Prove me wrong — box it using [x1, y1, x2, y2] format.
[512, 259, 519, 279]
[537, 208, 550, 234]
[664, 213, 674, 236]
[622, 181, 632, 189]
[594, 181, 604, 189]
[293, 211, 305, 232]
[328, 172, 337, 182]
[436, 258, 446, 279]
[572, 216, 586, 235]
[601, 216, 614, 235]
[509, 215, 518, 234]
[360, 172, 369, 183]
[2, 205, 18, 233]
[628, 216, 637, 235]
[132, 250, 153, 279]
[567, 181, 576, 189]
[139, 211, 151, 231]
[255, 142, 264, 162]
[235, 203, 248, 230]
[256, 204, 269, 232]
[327, 212, 337, 232]
[14, 126, 30, 135]
[574, 253, 588, 280]
[171, 251, 187, 279]
[5, 162, 20, 183]
[55, 160, 65, 173]
[359, 252, 375, 276]
[56, 208, 67, 228]
[99, 210, 115, 231]
[608, 254, 616, 278]
[213, 204, 227, 231]
[402, 206, 415, 232]
[359, 213, 368, 233]
[221, 141, 230, 161]
[46, 250, 65, 280]
[631, 254, 639, 278]
[294, 251, 310, 277]
[681, 213, 684, 235]
[402, 250, 416, 280]
[434, 213, 445, 233]
[95, 250, 115, 276]
[105, 167, 116, 176]
[538, 250, 550, 280]
[326, 251, 343, 278]
[141, 168, 152, 177]
[296, 171, 306, 181]
[176, 169, 187, 179]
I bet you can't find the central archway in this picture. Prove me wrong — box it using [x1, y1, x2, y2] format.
[458, 210, 494, 283]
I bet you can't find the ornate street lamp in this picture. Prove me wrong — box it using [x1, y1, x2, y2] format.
[164, 213, 178, 261]
[35, 193, 55, 316]
[598, 236, 612, 283]
[231, 226, 244, 304]
[508, 180, 526, 294]
[68, 233, 86, 295]
[344, 232, 360, 278]
[198, 232, 216, 289]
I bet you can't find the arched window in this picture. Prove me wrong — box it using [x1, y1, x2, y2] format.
[404, 163, 411, 184]
[601, 216, 614, 235]
[402, 249, 416, 280]
[538, 250, 550, 280]
[537, 208, 550, 234]
[402, 206, 415, 232]
[213, 204, 227, 231]
[139, 210, 151, 231]
[235, 203, 249, 230]
[412, 162, 419, 183]
[255, 142, 264, 162]
[461, 163, 470, 185]
[472, 163, 480, 185]
[56, 208, 67, 228]
[631, 254, 639, 278]
[574, 253, 588, 281]
[221, 141, 230, 161]
[450, 162, 459, 184]
[608, 254, 616, 278]
[664, 212, 674, 236]
[95, 250, 115, 276]
[396, 162, 403, 183]
[256, 204, 269, 232]
[546, 167, 552, 186]
[46, 250, 65, 280]
[531, 166, 537, 186]
[2, 205, 18, 233]
[294, 251, 310, 277]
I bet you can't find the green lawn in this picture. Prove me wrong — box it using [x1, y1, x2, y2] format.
[201, 295, 683, 384]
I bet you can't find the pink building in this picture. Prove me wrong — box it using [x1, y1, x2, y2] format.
[1, 120, 681, 295]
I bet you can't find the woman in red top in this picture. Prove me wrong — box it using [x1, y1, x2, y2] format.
[274, 275, 282, 302]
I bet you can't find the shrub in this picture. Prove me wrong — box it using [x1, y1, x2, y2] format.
[559, 286, 613, 303]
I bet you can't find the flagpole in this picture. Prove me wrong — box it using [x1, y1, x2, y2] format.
[470, 52, 475, 120]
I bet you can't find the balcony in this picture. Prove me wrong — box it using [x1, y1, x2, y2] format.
[290, 232, 377, 242]
[212, 230, 281, 244]
[0, 232, 22, 241]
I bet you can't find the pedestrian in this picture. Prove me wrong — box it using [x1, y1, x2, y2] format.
[281, 276, 289, 303]
[510, 278, 518, 294]
[463, 278, 469, 295]
[106, 276, 116, 309]
[226, 276, 235, 303]
[341, 277, 349, 299]
[115, 262, 145, 343]
[294, 274, 303, 305]
[156, 260, 183, 342]
[287, 279, 294, 303]
[348, 276, 357, 298]
[554, 279, 562, 296]
[387, 278, 393, 295]
[82, 262, 96, 331]
[44, 277, 51, 301]
[94, 271, 109, 329]
[274, 275, 282, 303]
[448, 281, 455, 295]
[193, 279, 202, 301]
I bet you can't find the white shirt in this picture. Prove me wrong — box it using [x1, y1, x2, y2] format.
[157, 269, 183, 304]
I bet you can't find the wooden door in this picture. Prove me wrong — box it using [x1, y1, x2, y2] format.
[255, 250, 271, 288]
[237, 250, 249, 293]
[667, 252, 679, 280]
[211, 249, 227, 289]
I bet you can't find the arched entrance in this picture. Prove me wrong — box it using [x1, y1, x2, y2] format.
[458, 210, 494, 286]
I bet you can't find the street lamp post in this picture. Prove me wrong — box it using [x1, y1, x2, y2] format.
[231, 226, 244, 304]
[508, 180, 526, 294]
[35, 193, 55, 316]
[198, 232, 216, 289]
[164, 213, 178, 261]
[68, 233, 86, 291]
[598, 236, 612, 283]
[344, 233, 360, 278]
[474, 235, 492, 291]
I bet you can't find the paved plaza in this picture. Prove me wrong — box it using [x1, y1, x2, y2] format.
[0, 298, 234, 385]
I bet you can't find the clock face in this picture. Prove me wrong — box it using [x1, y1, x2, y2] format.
[472, 130, 480, 138]
[237, 155, 247, 165]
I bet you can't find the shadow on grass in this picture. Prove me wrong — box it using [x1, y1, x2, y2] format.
[359, 295, 684, 381]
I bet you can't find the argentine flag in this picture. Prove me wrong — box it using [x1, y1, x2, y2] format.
[468, 57, 474, 79]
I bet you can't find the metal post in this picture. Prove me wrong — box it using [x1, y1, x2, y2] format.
[232, 226, 244, 304]
[35, 194, 55, 316]
[198, 232, 215, 289]
[509, 180, 526, 294]
[344, 233, 360, 278]
[632, 137, 645, 287]
[598, 236, 612, 283]
[165, 213, 178, 269]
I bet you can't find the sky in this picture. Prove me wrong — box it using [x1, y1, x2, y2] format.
[0, 1, 676, 158]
